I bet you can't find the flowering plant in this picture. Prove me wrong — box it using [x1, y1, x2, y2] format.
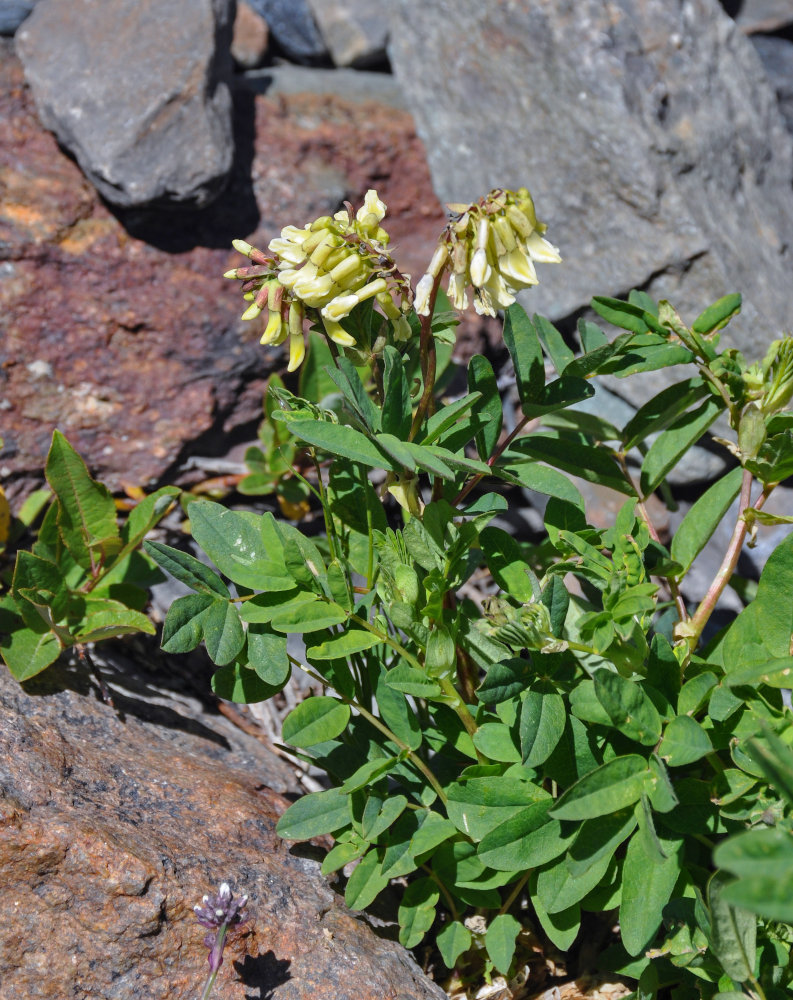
[146, 189, 793, 1000]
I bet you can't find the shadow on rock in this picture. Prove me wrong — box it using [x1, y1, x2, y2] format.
[235, 950, 292, 1000]
[112, 84, 260, 253]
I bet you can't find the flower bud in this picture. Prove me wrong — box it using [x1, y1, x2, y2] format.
[322, 318, 356, 347]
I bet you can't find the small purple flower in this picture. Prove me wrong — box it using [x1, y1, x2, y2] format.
[194, 882, 249, 997]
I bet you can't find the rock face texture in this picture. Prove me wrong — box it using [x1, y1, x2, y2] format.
[0, 41, 444, 497]
[0, 659, 447, 1000]
[246, 0, 326, 62]
[389, 0, 793, 367]
[15, 0, 236, 209]
[307, 0, 390, 68]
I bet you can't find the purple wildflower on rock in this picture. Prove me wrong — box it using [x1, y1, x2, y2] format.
[194, 882, 249, 999]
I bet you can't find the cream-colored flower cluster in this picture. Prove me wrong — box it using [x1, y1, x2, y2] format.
[415, 188, 561, 317]
[225, 191, 412, 372]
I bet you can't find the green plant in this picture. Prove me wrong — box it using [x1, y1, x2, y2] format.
[0, 430, 177, 682]
[144, 188, 793, 999]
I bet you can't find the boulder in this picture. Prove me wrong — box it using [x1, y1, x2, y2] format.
[15, 0, 236, 209]
[751, 34, 793, 134]
[0, 0, 36, 35]
[307, 0, 390, 68]
[232, 0, 270, 69]
[0, 653, 447, 1000]
[245, 0, 327, 63]
[389, 0, 793, 399]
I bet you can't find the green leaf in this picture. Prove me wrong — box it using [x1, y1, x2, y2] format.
[380, 346, 411, 439]
[321, 838, 367, 876]
[341, 756, 400, 794]
[421, 392, 482, 446]
[468, 354, 503, 459]
[593, 672, 662, 747]
[276, 787, 350, 840]
[45, 430, 119, 569]
[380, 810, 422, 878]
[707, 872, 756, 983]
[658, 715, 713, 766]
[670, 468, 743, 574]
[567, 807, 637, 878]
[385, 663, 442, 699]
[436, 921, 472, 969]
[398, 878, 439, 949]
[326, 357, 381, 433]
[270, 599, 348, 633]
[0, 621, 62, 680]
[446, 776, 548, 840]
[477, 657, 534, 704]
[298, 330, 336, 401]
[503, 305, 545, 404]
[537, 850, 613, 914]
[620, 831, 682, 955]
[211, 662, 283, 703]
[485, 913, 521, 975]
[639, 397, 723, 496]
[202, 599, 245, 665]
[245, 625, 290, 687]
[530, 875, 580, 951]
[534, 313, 574, 374]
[520, 376, 595, 418]
[692, 293, 741, 335]
[520, 684, 566, 766]
[678, 671, 718, 716]
[480, 527, 534, 603]
[188, 502, 294, 590]
[74, 600, 155, 643]
[500, 460, 586, 510]
[591, 296, 663, 335]
[118, 485, 179, 555]
[306, 628, 380, 660]
[12, 549, 72, 623]
[161, 593, 215, 653]
[752, 533, 793, 659]
[477, 801, 570, 871]
[508, 436, 636, 496]
[472, 723, 521, 763]
[374, 665, 422, 750]
[410, 810, 458, 857]
[282, 696, 350, 747]
[550, 756, 650, 821]
[715, 828, 793, 882]
[143, 541, 229, 597]
[361, 793, 407, 841]
[621, 378, 710, 452]
[283, 417, 398, 471]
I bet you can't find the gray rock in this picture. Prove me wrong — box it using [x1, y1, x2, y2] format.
[306, 0, 389, 68]
[734, 0, 793, 33]
[15, 0, 236, 209]
[752, 34, 793, 134]
[0, 0, 36, 35]
[389, 0, 793, 364]
[243, 63, 406, 108]
[246, 0, 327, 62]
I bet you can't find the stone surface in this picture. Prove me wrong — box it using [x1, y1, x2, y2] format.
[15, 0, 236, 209]
[244, 63, 406, 108]
[734, 0, 793, 33]
[0, 657, 446, 1000]
[307, 0, 390, 68]
[246, 0, 327, 63]
[389, 0, 793, 384]
[0, 0, 35, 35]
[752, 34, 793, 134]
[0, 41, 445, 500]
[232, 0, 270, 69]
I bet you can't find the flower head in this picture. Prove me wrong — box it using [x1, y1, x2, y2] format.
[194, 882, 249, 982]
[226, 191, 413, 370]
[415, 188, 561, 317]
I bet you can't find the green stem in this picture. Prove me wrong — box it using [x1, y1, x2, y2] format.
[199, 924, 227, 1000]
[312, 453, 337, 564]
[499, 871, 531, 916]
[422, 864, 460, 921]
[348, 611, 424, 670]
[291, 656, 448, 805]
[361, 464, 375, 589]
[438, 675, 481, 755]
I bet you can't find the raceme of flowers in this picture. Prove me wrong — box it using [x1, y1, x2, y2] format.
[414, 188, 562, 317]
[225, 190, 412, 371]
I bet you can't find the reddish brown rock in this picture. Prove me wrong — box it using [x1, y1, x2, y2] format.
[0, 39, 447, 501]
[0, 658, 446, 1000]
[232, 0, 270, 68]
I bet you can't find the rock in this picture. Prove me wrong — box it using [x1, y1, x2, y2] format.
[232, 0, 270, 69]
[246, 0, 327, 63]
[15, 0, 236, 209]
[751, 34, 793, 134]
[0, 657, 447, 1000]
[0, 41, 444, 499]
[244, 63, 406, 108]
[0, 0, 36, 35]
[306, 0, 390, 68]
[389, 0, 793, 371]
[734, 0, 793, 33]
